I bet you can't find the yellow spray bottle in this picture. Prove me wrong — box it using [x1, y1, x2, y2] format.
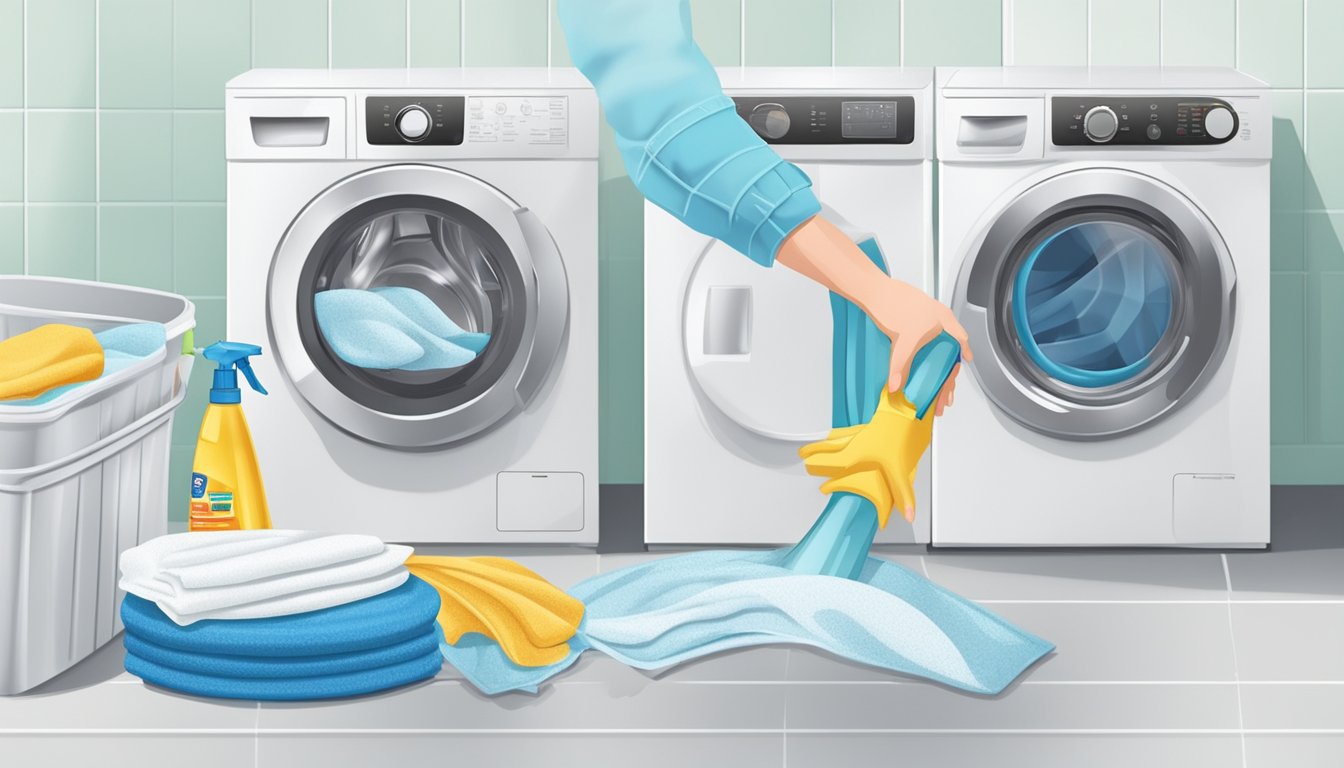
[189, 341, 271, 531]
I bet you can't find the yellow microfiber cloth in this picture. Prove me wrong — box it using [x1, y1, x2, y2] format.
[799, 388, 934, 528]
[0, 324, 104, 401]
[405, 556, 585, 668]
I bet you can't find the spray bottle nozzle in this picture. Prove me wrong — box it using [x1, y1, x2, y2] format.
[202, 341, 268, 404]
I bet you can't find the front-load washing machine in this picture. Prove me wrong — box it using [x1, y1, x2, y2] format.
[226, 69, 598, 544]
[933, 67, 1269, 547]
[645, 68, 935, 546]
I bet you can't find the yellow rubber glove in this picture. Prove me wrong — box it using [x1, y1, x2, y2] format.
[798, 389, 934, 528]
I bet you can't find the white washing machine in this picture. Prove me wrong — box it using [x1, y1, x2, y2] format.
[225, 69, 598, 544]
[645, 68, 935, 546]
[933, 67, 1270, 547]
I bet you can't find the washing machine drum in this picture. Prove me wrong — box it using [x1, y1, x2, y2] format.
[954, 168, 1236, 440]
[269, 165, 568, 449]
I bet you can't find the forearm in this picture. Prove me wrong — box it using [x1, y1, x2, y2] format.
[775, 216, 894, 315]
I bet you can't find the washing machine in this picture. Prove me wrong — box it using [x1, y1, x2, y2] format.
[225, 69, 598, 544]
[644, 68, 935, 546]
[933, 67, 1270, 547]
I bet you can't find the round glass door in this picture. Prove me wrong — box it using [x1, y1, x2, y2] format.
[952, 168, 1236, 440]
[269, 165, 568, 449]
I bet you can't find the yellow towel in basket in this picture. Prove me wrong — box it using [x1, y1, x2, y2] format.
[0, 324, 104, 401]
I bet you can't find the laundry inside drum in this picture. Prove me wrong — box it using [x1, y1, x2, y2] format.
[312, 209, 502, 379]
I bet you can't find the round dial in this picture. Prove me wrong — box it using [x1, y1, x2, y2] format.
[396, 106, 432, 141]
[748, 104, 791, 140]
[1083, 106, 1119, 143]
[1204, 106, 1235, 140]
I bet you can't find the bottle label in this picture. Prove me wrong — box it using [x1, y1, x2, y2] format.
[190, 475, 239, 531]
[190, 473, 207, 498]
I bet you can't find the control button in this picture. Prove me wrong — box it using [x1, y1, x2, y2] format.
[1150, 113, 1160, 122]
[395, 105, 432, 141]
[1147, 124, 1162, 140]
[520, 102, 533, 116]
[494, 101, 507, 114]
[1204, 106, 1235, 139]
[748, 103, 791, 140]
[1176, 127, 1187, 136]
[1083, 106, 1119, 143]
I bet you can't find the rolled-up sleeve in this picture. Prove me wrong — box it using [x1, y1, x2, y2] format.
[558, 0, 821, 266]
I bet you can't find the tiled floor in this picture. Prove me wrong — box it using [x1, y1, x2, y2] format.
[3, 487, 1342, 767]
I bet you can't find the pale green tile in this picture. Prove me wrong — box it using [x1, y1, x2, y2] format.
[1306, 0, 1344, 87]
[174, 0, 251, 108]
[1305, 93, 1344, 211]
[27, 0, 95, 107]
[168, 445, 195, 523]
[903, 0, 1001, 67]
[253, 0, 328, 68]
[464, 0, 547, 66]
[1315, 272, 1344, 443]
[833, 0, 899, 66]
[690, 0, 742, 67]
[1090, 0, 1159, 66]
[548, 0, 571, 66]
[100, 0, 173, 108]
[99, 206, 173, 291]
[1271, 92, 1304, 213]
[173, 205, 225, 296]
[1270, 272, 1305, 444]
[173, 112, 225, 202]
[1272, 211, 1305, 272]
[1238, 0, 1303, 88]
[410, 0, 461, 67]
[0, 113, 20, 202]
[1011, 0, 1086, 65]
[332, 0, 406, 68]
[0, 207, 22, 274]
[743, 0, 830, 66]
[0, 0, 22, 107]
[600, 257, 644, 484]
[1273, 444, 1344, 484]
[101, 112, 173, 202]
[27, 112, 95, 202]
[1160, 0, 1234, 67]
[1305, 213, 1344, 273]
[26, 205, 95, 279]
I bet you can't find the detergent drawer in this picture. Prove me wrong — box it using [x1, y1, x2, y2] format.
[496, 472, 585, 532]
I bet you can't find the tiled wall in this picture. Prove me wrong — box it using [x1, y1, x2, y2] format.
[0, 0, 1339, 505]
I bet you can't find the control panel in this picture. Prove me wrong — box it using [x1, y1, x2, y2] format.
[1051, 96, 1238, 146]
[733, 95, 916, 144]
[367, 96, 466, 145]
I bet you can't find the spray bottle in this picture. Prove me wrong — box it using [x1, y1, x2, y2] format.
[189, 342, 271, 531]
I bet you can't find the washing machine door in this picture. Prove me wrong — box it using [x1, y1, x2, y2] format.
[952, 167, 1235, 440]
[268, 164, 568, 449]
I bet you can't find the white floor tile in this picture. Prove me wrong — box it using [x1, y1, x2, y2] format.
[1227, 549, 1344, 600]
[786, 733, 1243, 767]
[0, 679, 256, 731]
[258, 733, 783, 768]
[1230, 604, 1344, 681]
[0, 735, 256, 767]
[1245, 735, 1344, 767]
[922, 553, 1229, 601]
[783, 683, 1242, 731]
[1241, 684, 1344, 730]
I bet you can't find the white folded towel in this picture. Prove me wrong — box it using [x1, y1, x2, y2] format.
[118, 530, 413, 626]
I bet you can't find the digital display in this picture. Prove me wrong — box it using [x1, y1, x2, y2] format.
[841, 101, 898, 139]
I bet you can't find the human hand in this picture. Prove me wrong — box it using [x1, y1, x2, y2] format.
[852, 277, 972, 402]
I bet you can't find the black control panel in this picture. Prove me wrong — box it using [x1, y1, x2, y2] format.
[732, 96, 916, 144]
[1052, 96, 1238, 146]
[366, 96, 465, 145]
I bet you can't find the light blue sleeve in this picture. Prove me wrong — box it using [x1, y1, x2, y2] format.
[558, 0, 822, 266]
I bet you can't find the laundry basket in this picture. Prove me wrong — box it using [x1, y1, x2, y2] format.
[0, 277, 195, 694]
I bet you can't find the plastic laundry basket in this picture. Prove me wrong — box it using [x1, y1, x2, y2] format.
[0, 277, 195, 695]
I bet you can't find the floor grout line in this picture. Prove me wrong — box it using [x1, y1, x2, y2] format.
[1222, 554, 1249, 768]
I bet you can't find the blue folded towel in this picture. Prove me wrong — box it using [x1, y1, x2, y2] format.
[314, 288, 489, 371]
[125, 649, 443, 701]
[123, 628, 441, 679]
[119, 575, 441, 657]
[9, 322, 166, 407]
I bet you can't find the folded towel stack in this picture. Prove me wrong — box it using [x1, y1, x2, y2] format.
[118, 531, 442, 700]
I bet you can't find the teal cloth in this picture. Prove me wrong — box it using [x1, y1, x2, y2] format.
[125, 649, 442, 701]
[6, 323, 166, 406]
[123, 628, 441, 679]
[314, 288, 488, 371]
[558, 0, 821, 266]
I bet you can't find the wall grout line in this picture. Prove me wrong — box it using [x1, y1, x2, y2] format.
[547, 0, 554, 67]
[94, 0, 101, 281]
[898, 0, 905, 67]
[327, 0, 333, 69]
[405, 0, 411, 69]
[739, 0, 746, 68]
[21, 0, 27, 275]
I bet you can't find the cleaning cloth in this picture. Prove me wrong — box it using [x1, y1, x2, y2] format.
[314, 288, 489, 371]
[125, 648, 443, 701]
[0, 322, 166, 404]
[119, 575, 441, 657]
[119, 530, 412, 625]
[123, 628, 441, 680]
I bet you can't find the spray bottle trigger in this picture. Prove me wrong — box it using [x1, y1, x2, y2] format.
[236, 360, 268, 396]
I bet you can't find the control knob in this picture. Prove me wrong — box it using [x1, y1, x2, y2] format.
[748, 103, 791, 140]
[1083, 106, 1118, 143]
[396, 105, 432, 141]
[1204, 106, 1235, 140]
